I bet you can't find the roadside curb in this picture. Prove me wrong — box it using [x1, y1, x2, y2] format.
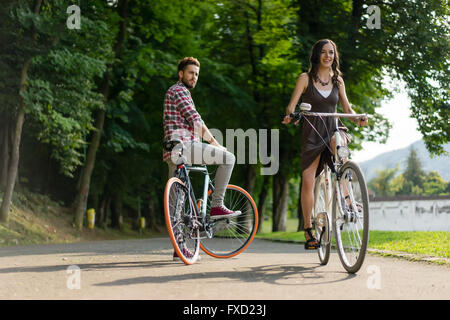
[256, 237, 449, 266]
[367, 248, 450, 266]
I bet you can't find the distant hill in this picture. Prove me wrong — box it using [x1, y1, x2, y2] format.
[359, 140, 450, 182]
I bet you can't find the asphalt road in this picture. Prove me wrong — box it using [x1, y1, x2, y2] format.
[0, 238, 448, 300]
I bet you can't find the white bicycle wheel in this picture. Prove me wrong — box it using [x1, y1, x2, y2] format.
[332, 161, 369, 274]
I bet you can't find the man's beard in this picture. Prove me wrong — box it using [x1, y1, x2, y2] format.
[182, 78, 194, 89]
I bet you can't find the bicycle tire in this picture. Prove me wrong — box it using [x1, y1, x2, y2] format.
[164, 177, 200, 265]
[332, 161, 369, 273]
[200, 185, 258, 258]
[313, 175, 331, 265]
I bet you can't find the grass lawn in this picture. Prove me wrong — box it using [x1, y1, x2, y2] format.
[256, 217, 450, 260]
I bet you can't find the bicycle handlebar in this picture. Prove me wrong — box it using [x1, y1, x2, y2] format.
[289, 111, 369, 121]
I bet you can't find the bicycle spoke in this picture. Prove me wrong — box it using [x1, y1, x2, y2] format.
[164, 178, 200, 265]
[333, 161, 369, 273]
[201, 185, 257, 257]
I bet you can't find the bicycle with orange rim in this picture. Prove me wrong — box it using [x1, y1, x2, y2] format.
[163, 140, 258, 265]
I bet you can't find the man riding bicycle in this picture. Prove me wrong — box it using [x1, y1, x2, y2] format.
[163, 57, 241, 225]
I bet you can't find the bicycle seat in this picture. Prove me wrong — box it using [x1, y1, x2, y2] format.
[163, 139, 183, 152]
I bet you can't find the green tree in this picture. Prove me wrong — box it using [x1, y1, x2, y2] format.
[2, 0, 448, 233]
[0, 0, 110, 223]
[84, 0, 219, 229]
[368, 166, 398, 196]
[390, 173, 406, 195]
[72, 0, 130, 229]
[401, 147, 426, 194]
[357, 0, 449, 155]
[423, 171, 448, 195]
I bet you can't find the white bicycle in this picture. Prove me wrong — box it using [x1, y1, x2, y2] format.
[290, 103, 370, 274]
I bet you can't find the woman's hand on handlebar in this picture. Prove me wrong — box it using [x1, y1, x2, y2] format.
[282, 114, 292, 124]
[358, 115, 368, 127]
[281, 113, 300, 125]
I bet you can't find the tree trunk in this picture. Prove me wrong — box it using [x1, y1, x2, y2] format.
[245, 165, 256, 195]
[72, 0, 130, 229]
[99, 195, 111, 228]
[147, 191, 157, 231]
[111, 193, 123, 229]
[72, 108, 106, 228]
[0, 96, 27, 223]
[0, 116, 10, 191]
[272, 173, 289, 232]
[0, 0, 42, 224]
[256, 175, 270, 233]
[98, 195, 107, 228]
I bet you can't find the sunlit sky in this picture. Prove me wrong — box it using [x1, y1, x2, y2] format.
[351, 85, 422, 163]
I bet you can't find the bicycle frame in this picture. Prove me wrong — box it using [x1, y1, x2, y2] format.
[315, 125, 341, 236]
[304, 111, 365, 235]
[175, 164, 215, 229]
[165, 140, 259, 263]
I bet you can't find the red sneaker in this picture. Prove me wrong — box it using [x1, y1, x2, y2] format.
[209, 205, 242, 220]
[173, 249, 201, 261]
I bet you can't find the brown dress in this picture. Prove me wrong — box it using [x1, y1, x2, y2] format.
[300, 73, 339, 177]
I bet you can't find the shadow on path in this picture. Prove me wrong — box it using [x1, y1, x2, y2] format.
[0, 260, 179, 274]
[94, 263, 356, 287]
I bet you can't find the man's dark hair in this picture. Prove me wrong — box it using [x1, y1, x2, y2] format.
[178, 57, 200, 72]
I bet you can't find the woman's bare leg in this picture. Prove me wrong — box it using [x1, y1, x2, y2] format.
[301, 154, 321, 232]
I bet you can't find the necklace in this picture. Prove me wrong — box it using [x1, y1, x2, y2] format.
[317, 76, 330, 86]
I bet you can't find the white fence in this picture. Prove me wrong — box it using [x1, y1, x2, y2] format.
[369, 195, 450, 231]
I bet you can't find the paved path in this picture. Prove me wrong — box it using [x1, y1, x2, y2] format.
[0, 238, 448, 299]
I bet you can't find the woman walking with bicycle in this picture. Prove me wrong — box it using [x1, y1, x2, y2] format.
[282, 39, 368, 250]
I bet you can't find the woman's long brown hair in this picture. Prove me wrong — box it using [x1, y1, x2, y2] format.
[308, 39, 342, 86]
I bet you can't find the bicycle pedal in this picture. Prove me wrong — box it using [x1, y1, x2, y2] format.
[193, 220, 203, 228]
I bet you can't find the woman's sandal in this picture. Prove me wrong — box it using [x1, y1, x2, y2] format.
[304, 227, 320, 250]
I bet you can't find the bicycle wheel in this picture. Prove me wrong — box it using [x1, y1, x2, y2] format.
[313, 175, 331, 265]
[332, 161, 369, 273]
[200, 185, 258, 258]
[164, 177, 200, 265]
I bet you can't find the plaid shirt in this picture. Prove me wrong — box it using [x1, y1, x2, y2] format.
[163, 81, 203, 161]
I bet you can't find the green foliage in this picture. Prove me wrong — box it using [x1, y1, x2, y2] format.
[1, 0, 114, 177]
[2, 0, 448, 229]
[423, 171, 448, 195]
[368, 166, 398, 196]
[403, 148, 425, 188]
[369, 148, 449, 196]
[361, 0, 450, 155]
[367, 231, 450, 259]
